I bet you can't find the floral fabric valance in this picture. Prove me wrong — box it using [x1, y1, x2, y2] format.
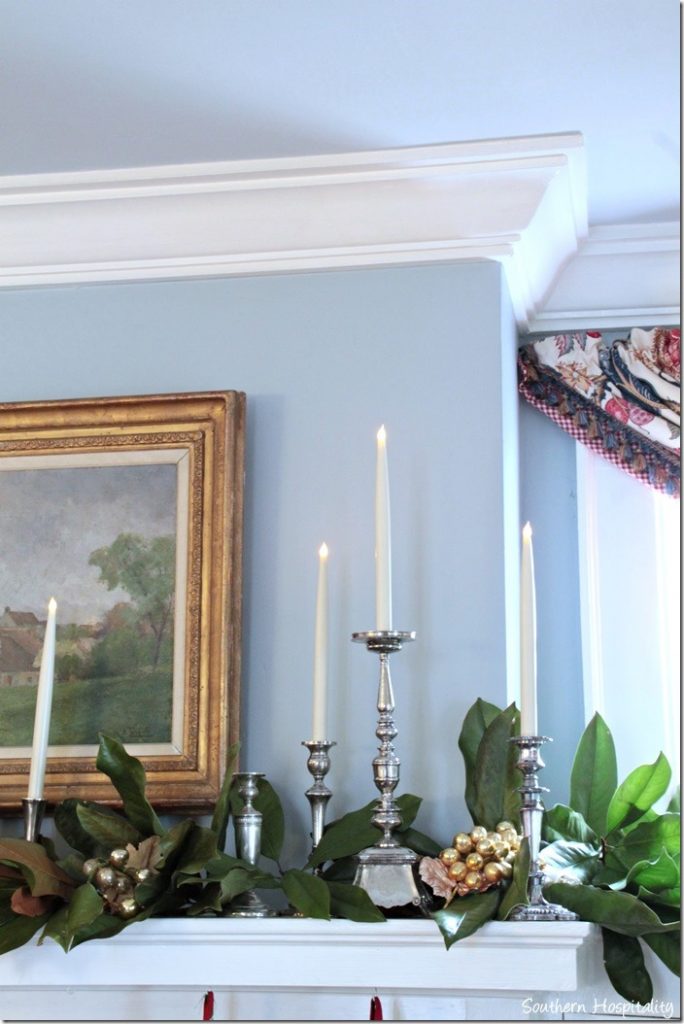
[518, 327, 680, 497]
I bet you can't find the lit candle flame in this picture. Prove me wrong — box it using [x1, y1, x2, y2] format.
[48, 597, 57, 614]
[522, 522, 532, 541]
[319, 542, 329, 559]
[377, 425, 386, 445]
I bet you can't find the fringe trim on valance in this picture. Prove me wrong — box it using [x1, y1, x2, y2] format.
[518, 329, 680, 498]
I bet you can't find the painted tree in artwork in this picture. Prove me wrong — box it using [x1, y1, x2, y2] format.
[89, 533, 175, 669]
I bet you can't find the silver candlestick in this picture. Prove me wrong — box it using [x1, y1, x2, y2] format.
[22, 798, 47, 843]
[302, 740, 336, 862]
[351, 629, 422, 909]
[225, 772, 276, 918]
[508, 736, 578, 921]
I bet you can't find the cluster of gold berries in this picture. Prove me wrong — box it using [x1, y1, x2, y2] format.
[439, 821, 522, 896]
[82, 848, 153, 919]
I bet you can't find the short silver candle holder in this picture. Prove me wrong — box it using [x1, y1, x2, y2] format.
[22, 798, 47, 843]
[302, 740, 336, 862]
[225, 772, 276, 918]
[508, 736, 578, 921]
[351, 629, 422, 910]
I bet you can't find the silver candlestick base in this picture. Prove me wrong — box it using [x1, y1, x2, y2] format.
[302, 740, 336, 864]
[225, 772, 276, 918]
[22, 798, 47, 843]
[508, 736, 578, 922]
[351, 629, 422, 910]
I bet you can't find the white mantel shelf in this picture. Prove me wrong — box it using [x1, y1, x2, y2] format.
[1, 918, 599, 995]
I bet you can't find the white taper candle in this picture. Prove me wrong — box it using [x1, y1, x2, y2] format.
[520, 524, 538, 735]
[27, 597, 57, 800]
[312, 543, 329, 740]
[375, 426, 392, 630]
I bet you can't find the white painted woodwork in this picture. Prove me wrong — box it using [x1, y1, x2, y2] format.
[0, 918, 601, 1021]
[0, 133, 587, 330]
[529, 223, 680, 332]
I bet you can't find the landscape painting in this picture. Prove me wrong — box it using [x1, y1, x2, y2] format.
[0, 457, 183, 754]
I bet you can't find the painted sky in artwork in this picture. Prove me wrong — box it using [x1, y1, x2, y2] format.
[0, 463, 176, 623]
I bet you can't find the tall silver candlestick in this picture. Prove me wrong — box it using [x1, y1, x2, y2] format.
[302, 740, 336, 861]
[351, 629, 422, 909]
[225, 772, 276, 918]
[22, 798, 46, 843]
[509, 736, 578, 921]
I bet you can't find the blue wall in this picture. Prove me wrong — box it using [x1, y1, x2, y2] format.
[1, 261, 524, 860]
[518, 398, 584, 804]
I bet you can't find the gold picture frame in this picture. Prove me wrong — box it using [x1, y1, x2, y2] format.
[0, 391, 245, 812]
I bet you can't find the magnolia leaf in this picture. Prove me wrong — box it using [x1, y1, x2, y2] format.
[0, 911, 52, 955]
[543, 804, 598, 845]
[308, 794, 421, 868]
[172, 826, 218, 877]
[419, 857, 457, 901]
[610, 815, 680, 870]
[606, 753, 672, 834]
[40, 883, 104, 952]
[498, 837, 530, 919]
[126, 835, 162, 873]
[602, 928, 653, 1005]
[220, 868, 258, 904]
[156, 821, 194, 872]
[471, 705, 521, 831]
[320, 857, 357, 883]
[254, 781, 285, 862]
[54, 800, 101, 858]
[666, 787, 680, 814]
[69, 890, 185, 949]
[76, 803, 141, 850]
[543, 881, 679, 936]
[210, 741, 240, 850]
[401, 827, 443, 857]
[10, 886, 57, 918]
[0, 839, 74, 899]
[458, 698, 502, 821]
[325, 881, 386, 923]
[281, 869, 331, 920]
[96, 734, 163, 837]
[569, 713, 617, 835]
[643, 930, 680, 976]
[625, 850, 679, 893]
[186, 883, 224, 916]
[433, 889, 500, 949]
[539, 840, 601, 884]
[636, 884, 680, 908]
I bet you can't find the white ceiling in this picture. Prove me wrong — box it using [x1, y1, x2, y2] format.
[1, 0, 679, 227]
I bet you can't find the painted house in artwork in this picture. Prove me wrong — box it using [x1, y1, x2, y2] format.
[0, 627, 41, 687]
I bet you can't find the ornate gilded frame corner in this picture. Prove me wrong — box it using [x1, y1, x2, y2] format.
[0, 391, 245, 812]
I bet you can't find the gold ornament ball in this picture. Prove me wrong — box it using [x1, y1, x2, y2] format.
[487, 831, 499, 843]
[448, 861, 468, 881]
[493, 841, 509, 859]
[95, 866, 117, 889]
[483, 861, 504, 883]
[134, 868, 152, 884]
[464, 870, 481, 889]
[115, 874, 132, 894]
[496, 820, 514, 834]
[82, 858, 100, 880]
[440, 847, 461, 866]
[502, 829, 519, 849]
[118, 897, 139, 919]
[469, 826, 488, 842]
[499, 860, 513, 879]
[465, 852, 484, 870]
[476, 838, 495, 857]
[454, 833, 473, 854]
[109, 849, 129, 870]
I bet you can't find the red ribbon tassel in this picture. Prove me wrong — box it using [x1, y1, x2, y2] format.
[202, 990, 215, 1021]
[370, 995, 383, 1020]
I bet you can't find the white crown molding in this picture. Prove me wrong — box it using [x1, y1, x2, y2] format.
[0, 133, 587, 328]
[529, 222, 680, 333]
